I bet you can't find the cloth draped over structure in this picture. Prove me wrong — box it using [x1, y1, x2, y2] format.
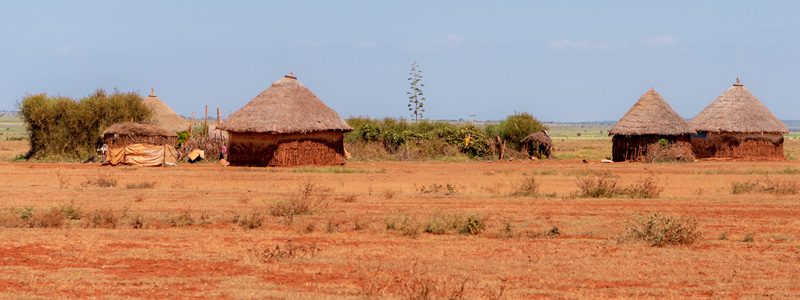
[105, 144, 178, 167]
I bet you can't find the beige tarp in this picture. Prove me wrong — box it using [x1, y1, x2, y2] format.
[104, 144, 178, 167]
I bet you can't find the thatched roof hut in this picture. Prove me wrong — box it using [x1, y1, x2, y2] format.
[143, 88, 190, 133]
[218, 74, 353, 166]
[689, 79, 788, 134]
[689, 79, 788, 159]
[102, 122, 179, 166]
[218, 74, 352, 134]
[609, 88, 694, 162]
[521, 130, 553, 158]
[610, 88, 693, 136]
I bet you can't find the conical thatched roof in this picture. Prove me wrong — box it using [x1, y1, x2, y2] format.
[142, 88, 190, 133]
[690, 79, 788, 134]
[609, 88, 694, 136]
[218, 74, 353, 134]
[103, 122, 177, 137]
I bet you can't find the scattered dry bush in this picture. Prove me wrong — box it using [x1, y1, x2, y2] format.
[523, 226, 561, 239]
[644, 143, 695, 163]
[731, 177, 799, 195]
[416, 183, 464, 194]
[125, 181, 156, 189]
[335, 194, 358, 203]
[510, 175, 539, 197]
[422, 213, 485, 236]
[56, 169, 70, 189]
[621, 212, 700, 247]
[28, 207, 64, 228]
[248, 242, 321, 263]
[271, 181, 332, 225]
[576, 175, 663, 198]
[576, 174, 623, 198]
[625, 177, 664, 198]
[169, 209, 195, 227]
[382, 189, 398, 199]
[83, 171, 118, 188]
[87, 209, 119, 228]
[386, 215, 421, 236]
[233, 211, 264, 230]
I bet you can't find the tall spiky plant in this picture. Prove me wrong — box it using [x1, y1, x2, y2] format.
[407, 61, 426, 121]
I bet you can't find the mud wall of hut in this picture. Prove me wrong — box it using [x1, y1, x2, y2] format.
[227, 131, 346, 166]
[612, 135, 690, 162]
[690, 132, 784, 159]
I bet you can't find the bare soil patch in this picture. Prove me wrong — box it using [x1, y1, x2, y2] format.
[1, 158, 799, 298]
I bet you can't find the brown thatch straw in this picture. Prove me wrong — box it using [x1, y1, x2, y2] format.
[610, 88, 694, 136]
[690, 79, 788, 134]
[521, 130, 553, 157]
[103, 122, 178, 137]
[142, 88, 190, 133]
[218, 74, 353, 134]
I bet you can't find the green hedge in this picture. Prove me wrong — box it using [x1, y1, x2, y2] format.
[18, 90, 151, 160]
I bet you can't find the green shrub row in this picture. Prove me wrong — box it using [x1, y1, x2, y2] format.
[17, 90, 151, 160]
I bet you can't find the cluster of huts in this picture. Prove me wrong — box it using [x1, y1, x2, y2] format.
[102, 74, 352, 167]
[101, 74, 788, 167]
[610, 79, 788, 162]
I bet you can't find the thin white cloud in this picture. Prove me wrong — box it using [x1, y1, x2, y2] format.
[546, 39, 626, 51]
[643, 35, 676, 47]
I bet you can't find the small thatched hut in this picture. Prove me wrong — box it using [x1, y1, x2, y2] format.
[609, 88, 694, 162]
[689, 79, 788, 159]
[521, 130, 553, 158]
[217, 74, 353, 166]
[143, 88, 190, 133]
[102, 122, 179, 166]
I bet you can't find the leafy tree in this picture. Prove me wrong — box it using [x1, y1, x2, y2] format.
[18, 89, 151, 160]
[407, 61, 426, 121]
[499, 112, 548, 150]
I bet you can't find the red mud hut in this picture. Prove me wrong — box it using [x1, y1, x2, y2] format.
[609, 88, 694, 162]
[217, 74, 353, 166]
[689, 79, 788, 160]
[142, 88, 189, 133]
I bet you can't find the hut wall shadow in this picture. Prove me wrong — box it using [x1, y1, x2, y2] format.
[228, 131, 346, 166]
[612, 135, 690, 162]
[691, 132, 785, 159]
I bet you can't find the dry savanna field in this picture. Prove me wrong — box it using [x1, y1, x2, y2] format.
[1, 126, 800, 299]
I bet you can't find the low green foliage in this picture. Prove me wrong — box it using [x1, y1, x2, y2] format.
[17, 90, 152, 160]
[498, 112, 548, 151]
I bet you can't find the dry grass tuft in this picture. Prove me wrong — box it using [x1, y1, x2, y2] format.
[621, 212, 700, 247]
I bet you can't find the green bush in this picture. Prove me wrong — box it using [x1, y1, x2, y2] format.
[18, 90, 151, 160]
[344, 117, 491, 158]
[498, 112, 547, 151]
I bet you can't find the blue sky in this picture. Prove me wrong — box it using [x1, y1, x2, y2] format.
[2, 1, 798, 122]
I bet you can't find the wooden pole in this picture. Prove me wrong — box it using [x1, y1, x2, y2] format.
[217, 108, 221, 125]
[204, 105, 208, 137]
[189, 112, 194, 137]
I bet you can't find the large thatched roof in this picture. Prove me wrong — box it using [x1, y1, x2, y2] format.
[218, 74, 353, 134]
[103, 122, 177, 137]
[143, 88, 190, 133]
[609, 88, 694, 136]
[690, 79, 788, 134]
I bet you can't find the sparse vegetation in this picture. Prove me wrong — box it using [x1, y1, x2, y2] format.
[248, 242, 321, 263]
[621, 212, 700, 247]
[126, 181, 156, 189]
[510, 174, 539, 197]
[731, 177, 799, 195]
